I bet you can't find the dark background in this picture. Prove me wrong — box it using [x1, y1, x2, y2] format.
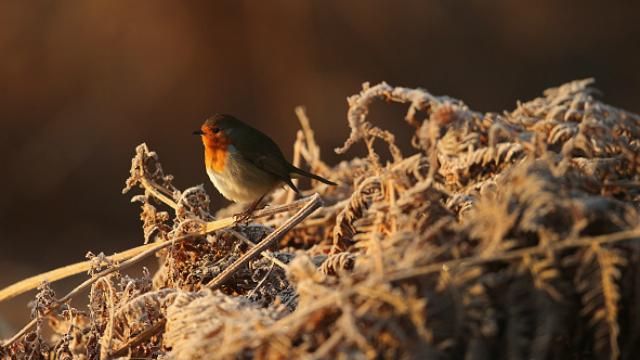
[0, 0, 638, 332]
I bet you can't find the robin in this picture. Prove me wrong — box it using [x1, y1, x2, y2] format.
[194, 114, 336, 220]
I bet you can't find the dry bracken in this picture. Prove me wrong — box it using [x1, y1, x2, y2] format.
[2, 79, 640, 359]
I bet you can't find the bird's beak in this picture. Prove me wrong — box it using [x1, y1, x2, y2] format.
[193, 130, 204, 135]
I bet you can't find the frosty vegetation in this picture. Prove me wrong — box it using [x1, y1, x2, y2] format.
[2, 79, 640, 359]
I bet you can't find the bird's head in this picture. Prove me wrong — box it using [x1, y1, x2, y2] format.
[193, 114, 243, 151]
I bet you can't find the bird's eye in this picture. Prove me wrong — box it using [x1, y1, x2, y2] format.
[212, 127, 221, 134]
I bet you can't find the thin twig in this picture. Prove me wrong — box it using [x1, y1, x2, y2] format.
[227, 229, 289, 269]
[251, 196, 317, 219]
[108, 320, 166, 358]
[140, 178, 178, 210]
[247, 263, 275, 298]
[0, 243, 158, 303]
[205, 194, 322, 289]
[1, 195, 318, 348]
[107, 194, 323, 357]
[385, 227, 640, 282]
[0, 196, 313, 305]
[1, 232, 194, 347]
[231, 228, 640, 352]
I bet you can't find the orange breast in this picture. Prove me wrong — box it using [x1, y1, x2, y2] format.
[204, 135, 230, 173]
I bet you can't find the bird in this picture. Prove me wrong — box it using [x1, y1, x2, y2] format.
[194, 114, 336, 220]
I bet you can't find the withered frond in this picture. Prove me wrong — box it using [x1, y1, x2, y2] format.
[3, 79, 640, 359]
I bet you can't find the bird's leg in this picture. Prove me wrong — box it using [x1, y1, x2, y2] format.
[234, 193, 268, 223]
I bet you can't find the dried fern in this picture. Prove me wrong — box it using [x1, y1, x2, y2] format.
[2, 79, 640, 359]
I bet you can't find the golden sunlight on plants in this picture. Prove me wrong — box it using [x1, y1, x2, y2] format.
[1, 79, 639, 359]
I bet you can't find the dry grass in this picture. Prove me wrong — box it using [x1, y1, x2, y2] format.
[2, 79, 640, 359]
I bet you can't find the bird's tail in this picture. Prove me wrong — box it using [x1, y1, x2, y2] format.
[289, 165, 337, 186]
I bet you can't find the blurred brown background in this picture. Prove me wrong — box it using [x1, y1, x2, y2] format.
[0, 0, 638, 332]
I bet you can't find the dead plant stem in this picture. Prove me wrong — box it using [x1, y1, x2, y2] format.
[1, 195, 319, 349]
[107, 194, 322, 357]
[386, 227, 640, 282]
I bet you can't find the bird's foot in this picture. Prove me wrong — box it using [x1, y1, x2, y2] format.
[233, 209, 254, 224]
[233, 196, 266, 224]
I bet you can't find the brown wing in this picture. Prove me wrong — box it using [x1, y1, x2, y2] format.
[225, 125, 300, 193]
